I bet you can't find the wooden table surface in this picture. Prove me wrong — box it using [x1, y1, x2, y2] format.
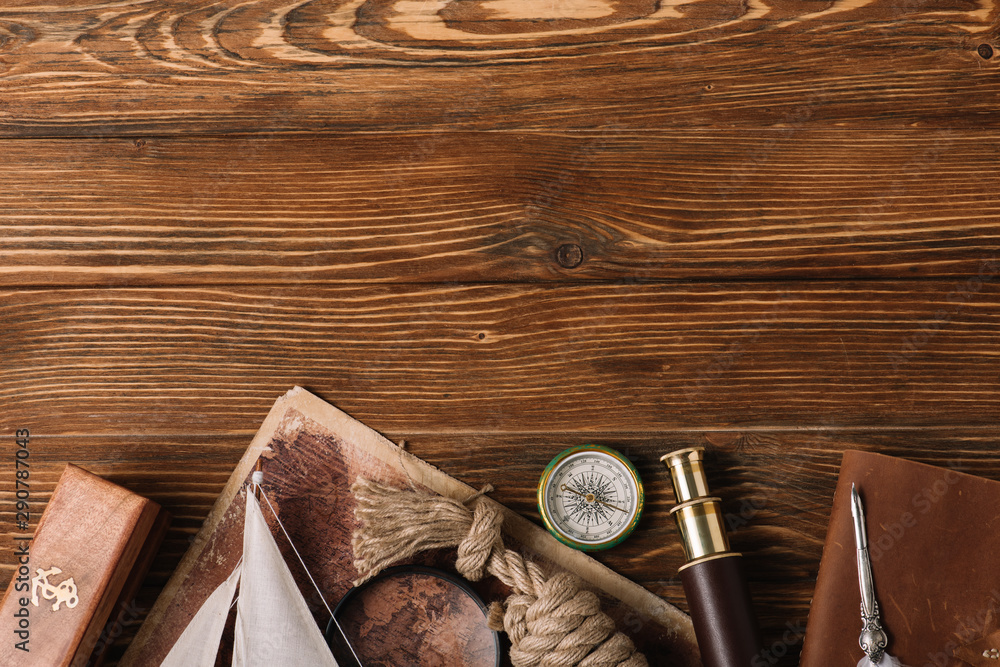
[1, 1, 998, 664]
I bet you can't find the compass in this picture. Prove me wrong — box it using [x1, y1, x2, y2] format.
[537, 444, 644, 551]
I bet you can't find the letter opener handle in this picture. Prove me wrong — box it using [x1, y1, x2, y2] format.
[852, 484, 890, 665]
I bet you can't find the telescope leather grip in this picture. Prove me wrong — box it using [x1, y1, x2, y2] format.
[680, 554, 762, 667]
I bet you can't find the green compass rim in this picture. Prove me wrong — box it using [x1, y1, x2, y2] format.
[537, 444, 644, 551]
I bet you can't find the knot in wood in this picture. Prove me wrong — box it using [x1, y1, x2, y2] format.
[556, 244, 585, 269]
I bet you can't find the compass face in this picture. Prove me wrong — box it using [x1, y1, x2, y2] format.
[537, 445, 643, 551]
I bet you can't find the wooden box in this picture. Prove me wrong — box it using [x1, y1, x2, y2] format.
[0, 464, 168, 666]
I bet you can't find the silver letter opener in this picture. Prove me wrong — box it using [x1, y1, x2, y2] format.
[852, 484, 892, 666]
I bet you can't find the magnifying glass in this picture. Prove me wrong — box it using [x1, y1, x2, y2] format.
[325, 565, 503, 667]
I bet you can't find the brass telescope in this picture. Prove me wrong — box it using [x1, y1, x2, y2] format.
[662, 447, 762, 667]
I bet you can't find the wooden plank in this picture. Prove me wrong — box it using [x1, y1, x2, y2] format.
[1, 131, 999, 285]
[0, 1, 996, 135]
[3, 282, 1000, 436]
[4, 428, 1000, 663]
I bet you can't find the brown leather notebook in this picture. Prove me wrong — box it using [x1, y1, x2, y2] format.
[801, 450, 1000, 667]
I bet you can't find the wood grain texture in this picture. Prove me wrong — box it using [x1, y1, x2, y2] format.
[2, 0, 998, 664]
[4, 283, 1000, 435]
[0, 0, 997, 135]
[1, 131, 999, 285]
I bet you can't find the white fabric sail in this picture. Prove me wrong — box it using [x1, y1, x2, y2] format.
[160, 490, 339, 667]
[160, 561, 242, 667]
[232, 492, 339, 667]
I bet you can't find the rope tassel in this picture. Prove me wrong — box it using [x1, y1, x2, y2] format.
[350, 477, 648, 667]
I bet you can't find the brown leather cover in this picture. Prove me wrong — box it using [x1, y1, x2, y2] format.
[680, 553, 761, 667]
[801, 450, 1000, 667]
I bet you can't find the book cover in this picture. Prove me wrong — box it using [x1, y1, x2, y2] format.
[801, 450, 1000, 667]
